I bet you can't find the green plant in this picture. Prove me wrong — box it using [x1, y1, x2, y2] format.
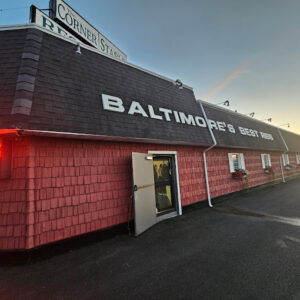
[243, 175, 249, 189]
[272, 171, 276, 182]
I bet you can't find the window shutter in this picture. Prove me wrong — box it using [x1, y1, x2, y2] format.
[261, 154, 266, 169]
[240, 153, 245, 170]
[228, 153, 235, 173]
[268, 154, 272, 166]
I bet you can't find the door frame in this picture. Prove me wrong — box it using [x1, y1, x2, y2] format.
[148, 151, 182, 218]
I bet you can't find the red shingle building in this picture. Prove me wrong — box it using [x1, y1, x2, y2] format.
[0, 4, 299, 250]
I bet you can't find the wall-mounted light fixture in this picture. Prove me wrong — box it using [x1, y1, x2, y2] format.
[279, 123, 290, 128]
[145, 155, 153, 160]
[235, 111, 255, 117]
[173, 79, 183, 89]
[214, 100, 230, 107]
[156, 79, 184, 94]
[260, 118, 272, 122]
[59, 42, 82, 61]
[75, 43, 82, 56]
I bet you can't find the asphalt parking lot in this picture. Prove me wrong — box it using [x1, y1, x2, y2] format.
[0, 178, 300, 300]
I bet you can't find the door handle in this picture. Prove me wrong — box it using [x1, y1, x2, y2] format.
[133, 183, 154, 192]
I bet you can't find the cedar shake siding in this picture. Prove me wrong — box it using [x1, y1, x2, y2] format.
[0, 27, 300, 250]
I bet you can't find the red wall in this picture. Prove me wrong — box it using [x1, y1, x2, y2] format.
[206, 149, 294, 198]
[0, 138, 31, 250]
[0, 136, 299, 250]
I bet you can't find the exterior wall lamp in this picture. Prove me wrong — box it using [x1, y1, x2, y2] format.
[173, 79, 183, 89]
[260, 118, 272, 122]
[215, 100, 230, 107]
[279, 123, 290, 128]
[59, 42, 82, 61]
[157, 79, 184, 94]
[75, 43, 82, 56]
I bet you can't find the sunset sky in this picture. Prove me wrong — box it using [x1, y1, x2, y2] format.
[1, 0, 299, 134]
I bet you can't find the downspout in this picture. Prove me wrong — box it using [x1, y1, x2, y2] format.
[278, 128, 289, 183]
[197, 100, 217, 207]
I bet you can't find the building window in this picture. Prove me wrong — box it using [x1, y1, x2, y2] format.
[282, 154, 289, 166]
[261, 154, 271, 169]
[296, 154, 300, 165]
[228, 153, 245, 173]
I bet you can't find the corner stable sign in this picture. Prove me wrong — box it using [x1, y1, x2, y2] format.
[49, 0, 127, 62]
[31, 6, 81, 44]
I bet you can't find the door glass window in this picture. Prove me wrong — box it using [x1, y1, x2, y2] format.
[153, 157, 175, 214]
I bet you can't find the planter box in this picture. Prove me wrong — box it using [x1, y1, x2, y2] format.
[232, 171, 247, 179]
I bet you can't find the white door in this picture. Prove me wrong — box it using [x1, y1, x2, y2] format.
[132, 152, 157, 236]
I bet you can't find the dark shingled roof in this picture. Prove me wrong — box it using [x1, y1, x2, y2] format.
[280, 129, 300, 153]
[202, 103, 286, 152]
[0, 29, 27, 120]
[0, 27, 299, 153]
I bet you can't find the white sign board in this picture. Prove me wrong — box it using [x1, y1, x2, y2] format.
[31, 6, 81, 43]
[49, 0, 127, 62]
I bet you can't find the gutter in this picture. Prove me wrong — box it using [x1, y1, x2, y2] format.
[197, 100, 217, 208]
[0, 129, 212, 147]
[278, 128, 289, 183]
